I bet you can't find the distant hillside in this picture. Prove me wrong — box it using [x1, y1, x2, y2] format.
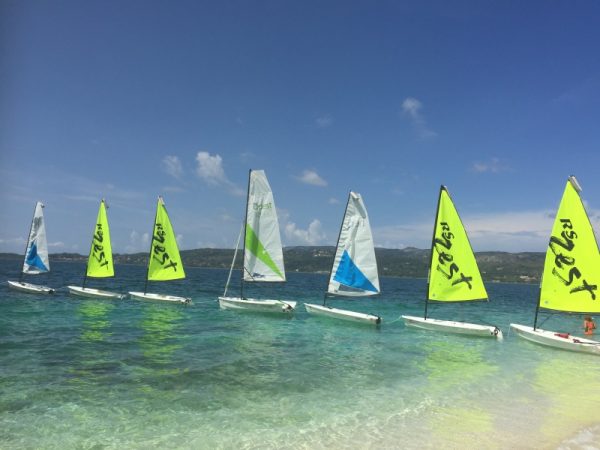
[0, 247, 544, 283]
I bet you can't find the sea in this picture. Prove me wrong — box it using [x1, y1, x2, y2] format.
[1, 259, 599, 450]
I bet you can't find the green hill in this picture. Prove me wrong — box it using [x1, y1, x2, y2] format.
[1, 247, 544, 283]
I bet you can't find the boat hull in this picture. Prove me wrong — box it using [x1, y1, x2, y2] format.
[68, 286, 125, 300]
[7, 280, 54, 294]
[510, 323, 600, 355]
[402, 315, 502, 339]
[218, 296, 296, 313]
[129, 291, 191, 304]
[304, 303, 381, 325]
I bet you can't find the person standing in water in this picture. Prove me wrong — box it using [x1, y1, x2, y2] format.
[583, 316, 596, 336]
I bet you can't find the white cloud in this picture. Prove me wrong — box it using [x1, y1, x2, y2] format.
[402, 97, 422, 119]
[373, 209, 565, 252]
[163, 155, 183, 179]
[197, 241, 218, 248]
[195, 151, 244, 196]
[219, 212, 235, 222]
[401, 97, 437, 139]
[284, 219, 326, 245]
[196, 152, 227, 185]
[296, 169, 327, 187]
[239, 151, 255, 163]
[471, 157, 511, 174]
[125, 230, 150, 253]
[316, 114, 333, 128]
[328, 197, 340, 205]
[0, 237, 26, 253]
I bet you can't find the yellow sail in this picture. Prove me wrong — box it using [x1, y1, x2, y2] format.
[428, 186, 488, 302]
[86, 200, 114, 278]
[147, 197, 186, 281]
[539, 177, 600, 313]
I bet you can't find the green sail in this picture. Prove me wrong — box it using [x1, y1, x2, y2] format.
[147, 197, 186, 281]
[86, 200, 114, 278]
[539, 178, 600, 313]
[428, 187, 488, 302]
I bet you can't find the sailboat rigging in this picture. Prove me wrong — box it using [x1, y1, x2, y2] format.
[304, 191, 381, 325]
[128, 196, 190, 304]
[402, 185, 502, 338]
[511, 176, 600, 355]
[68, 199, 124, 299]
[8, 201, 54, 294]
[218, 169, 296, 313]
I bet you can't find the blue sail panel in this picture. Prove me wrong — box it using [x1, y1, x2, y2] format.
[333, 250, 378, 293]
[25, 242, 49, 272]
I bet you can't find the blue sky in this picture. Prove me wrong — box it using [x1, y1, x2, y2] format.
[1, 0, 600, 255]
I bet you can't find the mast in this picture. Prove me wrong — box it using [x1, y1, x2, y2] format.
[19, 202, 40, 282]
[424, 186, 445, 320]
[81, 265, 88, 289]
[323, 191, 352, 306]
[144, 196, 161, 294]
[240, 169, 252, 299]
[82, 200, 96, 289]
[223, 222, 244, 297]
[533, 279, 542, 330]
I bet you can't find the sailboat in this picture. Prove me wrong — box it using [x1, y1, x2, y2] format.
[7, 201, 54, 294]
[67, 199, 125, 299]
[402, 186, 502, 339]
[511, 176, 600, 355]
[128, 196, 191, 304]
[218, 169, 296, 313]
[304, 191, 381, 325]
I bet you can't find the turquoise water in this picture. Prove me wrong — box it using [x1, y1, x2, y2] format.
[1, 260, 599, 449]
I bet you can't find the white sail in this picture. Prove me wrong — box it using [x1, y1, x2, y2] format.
[22, 202, 50, 274]
[243, 170, 286, 282]
[328, 192, 380, 296]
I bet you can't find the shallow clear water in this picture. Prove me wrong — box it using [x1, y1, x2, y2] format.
[1, 260, 599, 449]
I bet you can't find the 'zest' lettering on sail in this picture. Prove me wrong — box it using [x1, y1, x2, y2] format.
[433, 222, 473, 289]
[92, 223, 108, 267]
[549, 218, 597, 300]
[152, 223, 179, 272]
[253, 202, 272, 211]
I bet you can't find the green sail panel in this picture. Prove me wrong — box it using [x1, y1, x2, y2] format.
[245, 224, 284, 279]
[147, 197, 186, 281]
[86, 200, 115, 278]
[428, 187, 488, 302]
[540, 177, 600, 313]
[243, 170, 286, 282]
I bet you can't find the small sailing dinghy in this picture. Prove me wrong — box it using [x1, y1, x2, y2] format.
[7, 201, 54, 294]
[68, 199, 125, 299]
[128, 196, 191, 304]
[402, 186, 502, 339]
[218, 170, 296, 314]
[304, 191, 381, 325]
[511, 176, 600, 355]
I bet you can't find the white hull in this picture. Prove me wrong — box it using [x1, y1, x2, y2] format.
[510, 323, 600, 355]
[68, 286, 125, 300]
[218, 296, 296, 313]
[7, 280, 54, 294]
[402, 315, 503, 339]
[129, 291, 191, 304]
[304, 303, 381, 325]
